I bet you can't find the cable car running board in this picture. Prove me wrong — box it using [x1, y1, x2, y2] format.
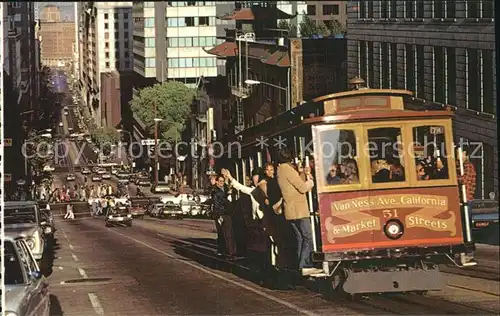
[342, 267, 442, 294]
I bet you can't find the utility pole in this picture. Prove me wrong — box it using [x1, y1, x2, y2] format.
[154, 102, 159, 187]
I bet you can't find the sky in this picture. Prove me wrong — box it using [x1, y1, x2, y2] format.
[36, 2, 75, 22]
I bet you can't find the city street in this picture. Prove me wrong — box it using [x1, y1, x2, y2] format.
[42, 70, 499, 316]
[45, 204, 500, 316]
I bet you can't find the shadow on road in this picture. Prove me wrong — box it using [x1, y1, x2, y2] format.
[40, 237, 58, 277]
[50, 294, 64, 316]
[171, 237, 301, 291]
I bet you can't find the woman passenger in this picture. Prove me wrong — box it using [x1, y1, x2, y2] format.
[326, 163, 342, 185]
[341, 159, 359, 184]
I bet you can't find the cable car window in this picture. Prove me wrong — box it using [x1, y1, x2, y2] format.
[318, 129, 359, 186]
[367, 127, 406, 183]
[412, 125, 449, 181]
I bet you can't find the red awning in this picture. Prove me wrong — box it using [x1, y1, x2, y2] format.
[220, 7, 295, 21]
[262, 51, 290, 67]
[204, 42, 238, 57]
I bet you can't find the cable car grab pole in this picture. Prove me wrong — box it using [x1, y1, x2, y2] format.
[458, 147, 472, 243]
[305, 155, 317, 251]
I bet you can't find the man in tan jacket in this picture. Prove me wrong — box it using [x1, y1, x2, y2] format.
[276, 149, 322, 276]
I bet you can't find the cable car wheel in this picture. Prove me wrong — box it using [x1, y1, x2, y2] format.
[324, 267, 363, 301]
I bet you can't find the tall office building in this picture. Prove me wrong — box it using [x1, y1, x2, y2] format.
[78, 2, 133, 126]
[346, 0, 497, 198]
[3, 2, 39, 187]
[132, 1, 228, 88]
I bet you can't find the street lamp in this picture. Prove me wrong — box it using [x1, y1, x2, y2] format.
[153, 118, 162, 187]
[116, 129, 132, 146]
[245, 79, 290, 111]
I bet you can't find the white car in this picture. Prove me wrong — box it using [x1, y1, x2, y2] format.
[97, 169, 106, 175]
[4, 235, 50, 316]
[4, 201, 46, 260]
[59, 122, 63, 127]
[102, 173, 111, 179]
[66, 173, 76, 181]
[92, 175, 102, 182]
[42, 165, 55, 172]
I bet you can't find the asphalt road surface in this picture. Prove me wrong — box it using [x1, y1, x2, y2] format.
[44, 198, 499, 316]
[51, 69, 69, 94]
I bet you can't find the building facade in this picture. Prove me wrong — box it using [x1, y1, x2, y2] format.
[305, 1, 347, 26]
[346, 0, 497, 198]
[39, 20, 75, 68]
[3, 2, 39, 190]
[132, 1, 225, 88]
[40, 4, 62, 22]
[78, 2, 133, 127]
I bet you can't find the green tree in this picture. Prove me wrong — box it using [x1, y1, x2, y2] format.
[298, 14, 330, 37]
[130, 81, 197, 141]
[324, 18, 346, 35]
[91, 127, 119, 155]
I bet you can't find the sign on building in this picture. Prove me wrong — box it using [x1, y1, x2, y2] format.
[141, 139, 158, 146]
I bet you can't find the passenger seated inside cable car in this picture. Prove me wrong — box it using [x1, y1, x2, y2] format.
[368, 127, 406, 183]
[413, 125, 451, 182]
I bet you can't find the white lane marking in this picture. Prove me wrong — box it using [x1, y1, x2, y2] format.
[88, 293, 105, 315]
[69, 244, 74, 250]
[110, 229, 317, 316]
[71, 253, 80, 262]
[78, 268, 88, 279]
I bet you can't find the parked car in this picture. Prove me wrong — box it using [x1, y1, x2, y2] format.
[149, 203, 166, 217]
[4, 234, 50, 316]
[102, 172, 111, 179]
[4, 201, 46, 261]
[470, 199, 499, 245]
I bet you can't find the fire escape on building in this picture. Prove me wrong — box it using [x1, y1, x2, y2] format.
[203, 6, 294, 134]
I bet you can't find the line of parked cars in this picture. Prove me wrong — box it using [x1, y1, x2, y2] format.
[4, 200, 56, 316]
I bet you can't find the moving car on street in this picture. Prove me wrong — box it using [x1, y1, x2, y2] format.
[117, 171, 130, 185]
[105, 206, 133, 227]
[102, 172, 111, 179]
[4, 234, 50, 316]
[81, 167, 91, 174]
[136, 175, 151, 186]
[92, 174, 102, 182]
[66, 173, 76, 181]
[160, 202, 183, 219]
[4, 201, 46, 261]
[129, 197, 161, 219]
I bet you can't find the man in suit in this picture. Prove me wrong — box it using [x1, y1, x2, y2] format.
[276, 149, 322, 276]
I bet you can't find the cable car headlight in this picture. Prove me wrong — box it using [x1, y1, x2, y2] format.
[26, 238, 36, 249]
[384, 219, 404, 240]
[44, 226, 53, 234]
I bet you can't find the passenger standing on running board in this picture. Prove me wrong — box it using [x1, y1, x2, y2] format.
[276, 149, 322, 276]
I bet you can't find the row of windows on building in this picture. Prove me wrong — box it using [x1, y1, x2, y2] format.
[131, 56, 216, 68]
[167, 1, 216, 6]
[167, 16, 216, 27]
[358, 42, 495, 115]
[103, 12, 129, 20]
[104, 21, 129, 29]
[167, 36, 217, 47]
[357, 0, 494, 19]
[167, 57, 217, 68]
[104, 60, 131, 69]
[306, 4, 341, 16]
[132, 35, 221, 49]
[104, 41, 129, 50]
